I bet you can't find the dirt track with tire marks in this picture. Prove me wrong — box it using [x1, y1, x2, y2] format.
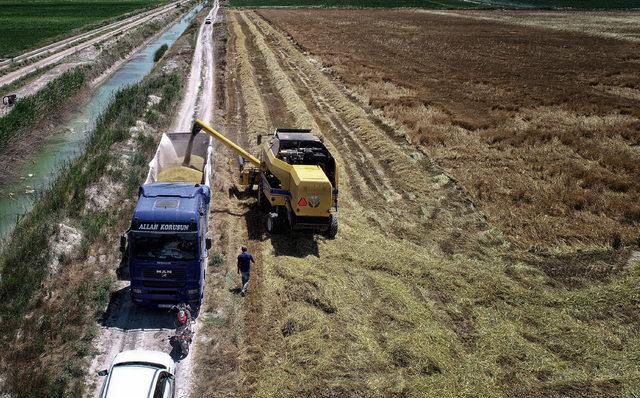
[239, 10, 498, 256]
[84, 4, 220, 398]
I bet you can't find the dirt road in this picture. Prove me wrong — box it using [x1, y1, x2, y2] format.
[174, 0, 219, 131]
[84, 2, 220, 397]
[0, 1, 182, 89]
[0, 2, 180, 71]
[0, 7, 182, 118]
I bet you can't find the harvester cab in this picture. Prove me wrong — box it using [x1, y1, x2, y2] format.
[191, 119, 339, 238]
[268, 129, 335, 181]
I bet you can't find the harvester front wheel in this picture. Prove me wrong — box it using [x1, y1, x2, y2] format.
[325, 214, 338, 239]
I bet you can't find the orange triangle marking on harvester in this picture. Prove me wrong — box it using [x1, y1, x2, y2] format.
[297, 197, 308, 206]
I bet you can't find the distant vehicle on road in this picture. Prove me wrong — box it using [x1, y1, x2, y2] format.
[205, 18, 212, 24]
[97, 350, 176, 398]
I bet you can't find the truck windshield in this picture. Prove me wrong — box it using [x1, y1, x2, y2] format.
[131, 233, 198, 261]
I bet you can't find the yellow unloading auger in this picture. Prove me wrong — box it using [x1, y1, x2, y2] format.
[188, 119, 339, 238]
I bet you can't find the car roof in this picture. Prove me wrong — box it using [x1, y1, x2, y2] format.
[112, 350, 175, 371]
[105, 365, 159, 398]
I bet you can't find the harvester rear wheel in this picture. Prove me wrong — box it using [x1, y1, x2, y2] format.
[325, 214, 338, 239]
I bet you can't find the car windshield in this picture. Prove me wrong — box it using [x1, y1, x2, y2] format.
[131, 233, 198, 261]
[105, 365, 159, 398]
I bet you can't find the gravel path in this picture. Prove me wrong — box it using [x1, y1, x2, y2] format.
[84, 2, 220, 397]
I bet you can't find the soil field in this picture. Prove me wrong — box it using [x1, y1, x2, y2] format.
[258, 8, 640, 250]
[187, 8, 640, 398]
[0, 0, 168, 57]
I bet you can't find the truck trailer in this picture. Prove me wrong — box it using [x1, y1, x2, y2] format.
[119, 132, 213, 308]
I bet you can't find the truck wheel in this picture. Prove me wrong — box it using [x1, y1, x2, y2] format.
[325, 214, 338, 239]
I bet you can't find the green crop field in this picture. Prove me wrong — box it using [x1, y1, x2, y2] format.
[0, 0, 168, 58]
[229, 0, 638, 9]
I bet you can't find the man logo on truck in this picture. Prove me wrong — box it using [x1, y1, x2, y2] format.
[156, 269, 173, 277]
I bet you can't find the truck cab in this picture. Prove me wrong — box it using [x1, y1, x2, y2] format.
[122, 182, 211, 308]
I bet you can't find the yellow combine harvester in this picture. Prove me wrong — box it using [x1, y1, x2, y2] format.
[189, 119, 339, 238]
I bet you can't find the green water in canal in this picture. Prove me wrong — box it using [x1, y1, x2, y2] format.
[0, 4, 203, 239]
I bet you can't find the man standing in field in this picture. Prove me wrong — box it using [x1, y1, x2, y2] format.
[237, 246, 255, 297]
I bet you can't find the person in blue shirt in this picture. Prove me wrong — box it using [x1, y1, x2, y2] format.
[237, 245, 255, 296]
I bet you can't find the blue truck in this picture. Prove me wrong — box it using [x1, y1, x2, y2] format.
[119, 132, 213, 308]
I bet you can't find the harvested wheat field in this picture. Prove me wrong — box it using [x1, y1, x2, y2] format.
[258, 8, 640, 250]
[193, 8, 640, 398]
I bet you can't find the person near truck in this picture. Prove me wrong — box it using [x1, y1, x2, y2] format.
[237, 246, 255, 296]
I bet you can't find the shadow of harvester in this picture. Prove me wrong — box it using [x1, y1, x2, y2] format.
[228, 186, 321, 257]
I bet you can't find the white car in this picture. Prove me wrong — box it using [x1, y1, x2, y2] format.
[98, 350, 176, 398]
[205, 18, 212, 24]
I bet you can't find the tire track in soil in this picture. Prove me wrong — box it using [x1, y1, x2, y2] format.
[235, 13, 362, 204]
[241, 12, 439, 245]
[244, 10, 499, 254]
[223, 12, 304, 396]
[190, 10, 285, 396]
[246, 14, 405, 204]
[228, 12, 271, 134]
[84, 3, 220, 398]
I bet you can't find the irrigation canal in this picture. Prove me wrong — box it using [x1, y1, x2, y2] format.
[0, 4, 203, 239]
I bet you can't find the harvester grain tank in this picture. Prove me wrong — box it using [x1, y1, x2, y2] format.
[119, 131, 213, 308]
[191, 119, 339, 237]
